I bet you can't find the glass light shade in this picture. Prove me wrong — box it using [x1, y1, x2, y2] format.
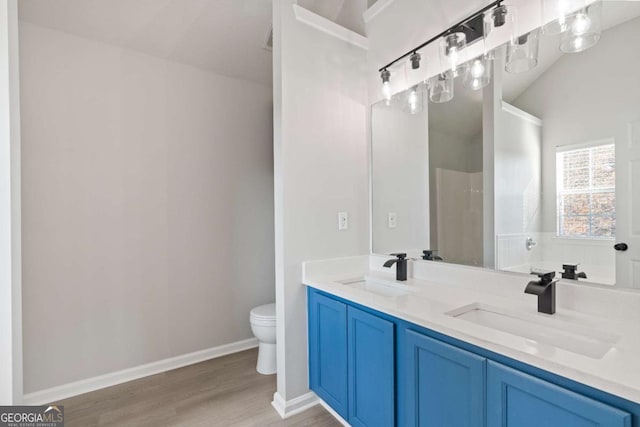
[542, 0, 586, 35]
[381, 81, 392, 104]
[483, 5, 517, 60]
[506, 29, 540, 74]
[428, 72, 454, 103]
[403, 84, 425, 115]
[560, 2, 602, 53]
[463, 56, 492, 90]
[440, 32, 467, 77]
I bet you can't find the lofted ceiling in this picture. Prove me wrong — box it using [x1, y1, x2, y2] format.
[18, 0, 274, 86]
[297, 0, 369, 36]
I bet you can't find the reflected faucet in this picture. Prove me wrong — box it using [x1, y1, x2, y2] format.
[561, 264, 587, 280]
[383, 253, 408, 281]
[422, 250, 443, 261]
[525, 270, 558, 315]
[526, 237, 537, 251]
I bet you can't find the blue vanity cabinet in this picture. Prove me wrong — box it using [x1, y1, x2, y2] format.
[487, 361, 632, 427]
[308, 289, 395, 426]
[348, 306, 395, 427]
[308, 290, 349, 419]
[308, 288, 638, 427]
[401, 329, 486, 427]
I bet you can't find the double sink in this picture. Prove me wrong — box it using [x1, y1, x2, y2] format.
[338, 276, 620, 360]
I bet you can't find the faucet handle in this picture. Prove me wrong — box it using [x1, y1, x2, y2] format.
[390, 253, 407, 259]
[530, 269, 556, 284]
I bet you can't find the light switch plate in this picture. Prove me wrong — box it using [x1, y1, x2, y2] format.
[338, 212, 348, 230]
[388, 212, 397, 229]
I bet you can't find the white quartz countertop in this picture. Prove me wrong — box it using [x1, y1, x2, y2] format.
[302, 255, 640, 404]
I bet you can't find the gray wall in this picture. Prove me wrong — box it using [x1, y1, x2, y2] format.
[19, 22, 275, 393]
[273, 0, 369, 401]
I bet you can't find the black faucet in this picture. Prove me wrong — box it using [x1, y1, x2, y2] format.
[561, 264, 587, 280]
[422, 250, 443, 261]
[383, 253, 408, 281]
[525, 270, 558, 315]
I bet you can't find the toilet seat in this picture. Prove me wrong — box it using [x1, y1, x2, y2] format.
[250, 303, 276, 325]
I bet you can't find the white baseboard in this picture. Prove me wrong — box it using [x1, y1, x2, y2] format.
[22, 337, 258, 405]
[318, 398, 350, 426]
[271, 391, 319, 419]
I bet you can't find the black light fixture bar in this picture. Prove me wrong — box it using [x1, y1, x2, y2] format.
[378, 0, 503, 72]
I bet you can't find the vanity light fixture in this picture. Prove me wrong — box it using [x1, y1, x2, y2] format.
[380, 69, 392, 104]
[440, 32, 467, 77]
[377, 0, 507, 100]
[559, 2, 601, 53]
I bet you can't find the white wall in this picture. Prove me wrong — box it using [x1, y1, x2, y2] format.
[273, 0, 368, 402]
[371, 104, 429, 256]
[513, 16, 640, 233]
[494, 102, 542, 237]
[19, 22, 275, 393]
[0, 0, 22, 405]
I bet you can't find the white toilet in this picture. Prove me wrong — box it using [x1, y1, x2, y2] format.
[250, 303, 276, 375]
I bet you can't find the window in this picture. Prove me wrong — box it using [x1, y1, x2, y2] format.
[556, 142, 615, 238]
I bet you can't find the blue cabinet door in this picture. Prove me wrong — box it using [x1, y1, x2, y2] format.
[402, 330, 486, 427]
[308, 289, 348, 419]
[487, 361, 631, 427]
[348, 306, 395, 427]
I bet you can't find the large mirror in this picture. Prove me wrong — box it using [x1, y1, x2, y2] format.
[371, 1, 640, 288]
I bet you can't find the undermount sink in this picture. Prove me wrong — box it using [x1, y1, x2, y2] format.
[447, 303, 620, 359]
[338, 277, 410, 297]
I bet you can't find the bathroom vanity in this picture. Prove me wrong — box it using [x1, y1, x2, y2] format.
[304, 255, 640, 426]
[308, 1, 640, 425]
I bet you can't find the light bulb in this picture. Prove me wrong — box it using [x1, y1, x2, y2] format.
[380, 69, 392, 104]
[571, 12, 591, 35]
[408, 89, 418, 113]
[573, 36, 584, 50]
[470, 59, 485, 78]
[448, 47, 459, 73]
[382, 81, 391, 101]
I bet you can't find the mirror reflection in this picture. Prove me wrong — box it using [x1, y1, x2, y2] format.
[371, 1, 640, 288]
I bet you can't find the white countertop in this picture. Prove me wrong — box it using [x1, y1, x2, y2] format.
[302, 255, 640, 404]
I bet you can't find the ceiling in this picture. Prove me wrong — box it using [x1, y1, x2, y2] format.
[297, 0, 369, 36]
[18, 0, 274, 86]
